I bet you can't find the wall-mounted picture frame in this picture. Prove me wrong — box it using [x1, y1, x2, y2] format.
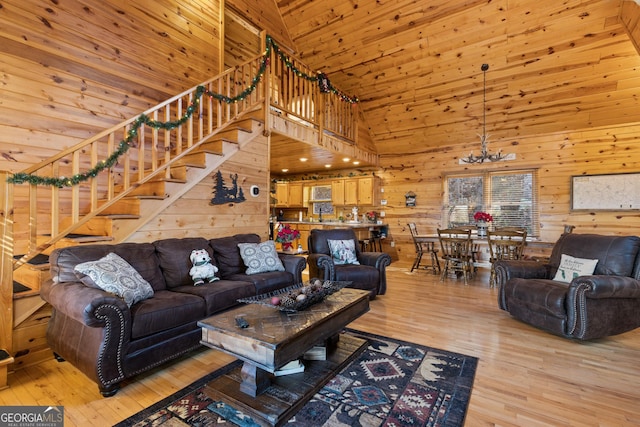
[571, 172, 640, 211]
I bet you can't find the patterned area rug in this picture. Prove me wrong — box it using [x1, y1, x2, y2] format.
[115, 329, 478, 427]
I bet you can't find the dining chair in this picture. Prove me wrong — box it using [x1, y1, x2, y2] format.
[487, 228, 527, 287]
[407, 223, 440, 274]
[437, 228, 473, 284]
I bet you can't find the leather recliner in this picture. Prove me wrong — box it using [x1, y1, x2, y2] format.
[307, 228, 392, 299]
[495, 233, 640, 340]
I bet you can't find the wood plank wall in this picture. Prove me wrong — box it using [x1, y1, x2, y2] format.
[0, 0, 222, 173]
[376, 122, 640, 262]
[127, 134, 271, 242]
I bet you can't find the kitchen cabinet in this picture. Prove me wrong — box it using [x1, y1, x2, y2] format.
[358, 177, 375, 205]
[297, 224, 311, 251]
[344, 180, 358, 205]
[274, 182, 303, 207]
[274, 182, 288, 207]
[288, 182, 303, 206]
[343, 177, 377, 206]
[331, 179, 345, 206]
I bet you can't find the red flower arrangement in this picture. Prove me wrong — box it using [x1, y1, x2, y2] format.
[276, 224, 301, 244]
[473, 211, 493, 223]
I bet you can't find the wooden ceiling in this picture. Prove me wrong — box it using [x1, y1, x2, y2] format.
[259, 0, 640, 174]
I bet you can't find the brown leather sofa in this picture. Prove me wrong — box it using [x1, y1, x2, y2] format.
[495, 233, 640, 340]
[307, 228, 392, 298]
[40, 234, 306, 396]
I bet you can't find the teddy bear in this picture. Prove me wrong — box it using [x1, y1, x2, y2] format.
[189, 249, 219, 286]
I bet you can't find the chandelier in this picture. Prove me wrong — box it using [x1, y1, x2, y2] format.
[460, 64, 513, 164]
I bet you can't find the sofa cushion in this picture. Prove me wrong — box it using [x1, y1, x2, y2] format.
[552, 254, 598, 283]
[170, 280, 255, 315]
[238, 241, 285, 274]
[328, 239, 360, 265]
[154, 238, 213, 288]
[74, 252, 155, 307]
[226, 271, 295, 294]
[209, 234, 261, 278]
[129, 290, 206, 339]
[50, 242, 167, 291]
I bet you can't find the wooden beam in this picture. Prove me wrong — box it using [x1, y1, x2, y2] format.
[620, 1, 640, 56]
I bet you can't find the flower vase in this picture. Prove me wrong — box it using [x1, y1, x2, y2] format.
[282, 242, 293, 252]
[476, 222, 488, 238]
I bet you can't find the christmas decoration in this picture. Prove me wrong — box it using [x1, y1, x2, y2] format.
[7, 35, 358, 188]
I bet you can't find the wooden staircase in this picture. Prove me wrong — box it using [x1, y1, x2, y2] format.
[6, 111, 265, 372]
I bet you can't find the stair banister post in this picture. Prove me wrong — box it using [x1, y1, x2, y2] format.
[0, 170, 14, 359]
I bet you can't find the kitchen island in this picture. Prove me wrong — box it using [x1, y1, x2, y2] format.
[273, 220, 388, 252]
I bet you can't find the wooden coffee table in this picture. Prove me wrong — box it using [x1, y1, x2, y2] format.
[198, 288, 370, 426]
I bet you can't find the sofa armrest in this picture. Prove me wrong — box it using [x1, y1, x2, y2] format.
[358, 252, 392, 295]
[307, 253, 334, 281]
[494, 260, 551, 311]
[278, 254, 307, 284]
[41, 279, 133, 394]
[566, 275, 640, 339]
[494, 260, 550, 283]
[571, 275, 640, 299]
[41, 280, 130, 327]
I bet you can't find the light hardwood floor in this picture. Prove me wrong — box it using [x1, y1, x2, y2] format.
[1, 262, 639, 426]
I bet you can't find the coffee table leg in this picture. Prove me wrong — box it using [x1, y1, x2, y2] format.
[239, 362, 271, 397]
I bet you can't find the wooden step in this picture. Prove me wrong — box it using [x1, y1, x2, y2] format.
[60, 216, 113, 236]
[12, 254, 49, 296]
[171, 151, 209, 168]
[114, 180, 168, 198]
[36, 234, 115, 255]
[199, 138, 236, 154]
[12, 302, 53, 370]
[97, 197, 142, 216]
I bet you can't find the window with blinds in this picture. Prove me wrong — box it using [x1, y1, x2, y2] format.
[443, 169, 539, 236]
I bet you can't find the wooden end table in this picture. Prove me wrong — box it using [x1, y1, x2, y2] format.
[198, 288, 370, 426]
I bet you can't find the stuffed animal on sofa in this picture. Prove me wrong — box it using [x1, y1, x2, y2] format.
[189, 249, 219, 286]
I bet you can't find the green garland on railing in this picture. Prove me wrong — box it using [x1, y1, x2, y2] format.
[7, 35, 358, 187]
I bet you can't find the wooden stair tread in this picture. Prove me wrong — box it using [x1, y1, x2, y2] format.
[14, 253, 49, 266]
[61, 234, 115, 243]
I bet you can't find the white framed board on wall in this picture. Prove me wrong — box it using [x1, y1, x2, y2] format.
[571, 173, 640, 211]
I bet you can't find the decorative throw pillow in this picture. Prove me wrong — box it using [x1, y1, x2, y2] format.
[238, 241, 285, 275]
[553, 254, 598, 283]
[327, 239, 360, 265]
[74, 252, 155, 307]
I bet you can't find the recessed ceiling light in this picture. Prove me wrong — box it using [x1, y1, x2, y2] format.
[281, 168, 288, 172]
[325, 164, 331, 168]
[343, 157, 350, 162]
[352, 161, 360, 165]
[299, 157, 308, 162]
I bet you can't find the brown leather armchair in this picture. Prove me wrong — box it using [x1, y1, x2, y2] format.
[307, 228, 392, 299]
[495, 233, 640, 340]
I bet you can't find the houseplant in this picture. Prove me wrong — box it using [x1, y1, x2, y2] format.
[276, 224, 301, 251]
[473, 211, 493, 237]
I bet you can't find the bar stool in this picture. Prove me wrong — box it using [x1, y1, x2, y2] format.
[360, 229, 383, 252]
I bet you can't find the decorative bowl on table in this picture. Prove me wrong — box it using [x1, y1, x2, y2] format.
[238, 279, 351, 313]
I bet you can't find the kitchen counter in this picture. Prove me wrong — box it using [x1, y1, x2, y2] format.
[277, 220, 387, 228]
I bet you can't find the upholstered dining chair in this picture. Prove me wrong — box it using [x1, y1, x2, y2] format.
[487, 228, 527, 287]
[437, 228, 473, 284]
[307, 228, 392, 299]
[407, 223, 440, 274]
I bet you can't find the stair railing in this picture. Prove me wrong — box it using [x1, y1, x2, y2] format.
[5, 53, 266, 269]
